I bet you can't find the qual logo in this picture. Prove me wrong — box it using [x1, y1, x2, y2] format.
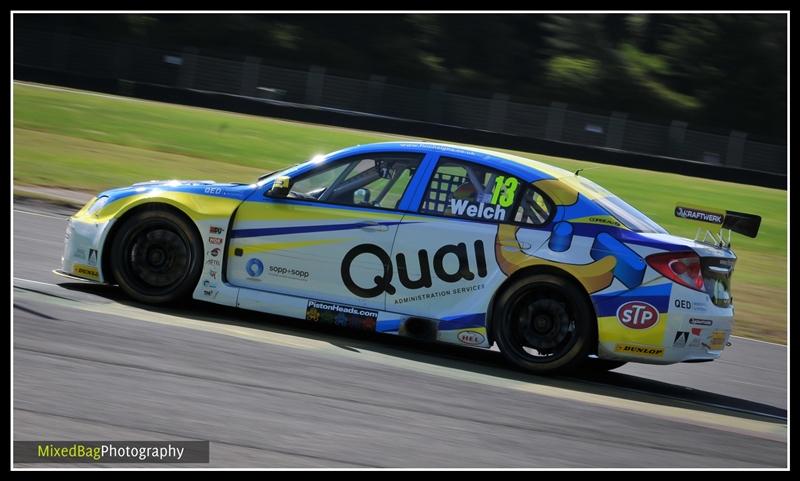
[246, 258, 264, 277]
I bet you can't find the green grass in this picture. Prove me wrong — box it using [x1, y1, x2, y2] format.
[13, 82, 787, 343]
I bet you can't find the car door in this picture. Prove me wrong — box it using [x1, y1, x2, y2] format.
[388, 155, 554, 344]
[227, 152, 425, 311]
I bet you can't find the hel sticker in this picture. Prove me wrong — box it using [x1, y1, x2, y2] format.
[306, 299, 378, 331]
[490, 176, 519, 207]
[73, 264, 99, 280]
[616, 301, 659, 329]
[614, 343, 664, 357]
[457, 330, 486, 346]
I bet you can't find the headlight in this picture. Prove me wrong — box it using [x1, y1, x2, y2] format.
[75, 195, 109, 218]
[86, 195, 109, 216]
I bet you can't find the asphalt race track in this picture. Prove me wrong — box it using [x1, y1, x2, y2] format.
[12, 198, 788, 468]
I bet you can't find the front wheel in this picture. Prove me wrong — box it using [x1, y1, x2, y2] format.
[111, 207, 203, 304]
[493, 274, 595, 374]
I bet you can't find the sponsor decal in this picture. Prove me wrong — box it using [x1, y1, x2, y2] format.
[616, 301, 659, 329]
[87, 249, 98, 267]
[614, 343, 664, 357]
[457, 330, 486, 346]
[572, 216, 624, 228]
[206, 259, 221, 267]
[209, 270, 217, 279]
[209, 237, 224, 245]
[686, 327, 704, 347]
[674, 206, 724, 225]
[674, 299, 692, 310]
[689, 318, 713, 326]
[305, 299, 378, 331]
[209, 248, 220, 257]
[673, 331, 689, 348]
[393, 283, 486, 305]
[202, 280, 218, 289]
[268, 265, 310, 281]
[204, 187, 223, 195]
[73, 264, 99, 281]
[587, 216, 621, 227]
[705, 330, 727, 350]
[342, 241, 487, 298]
[209, 226, 224, 234]
[202, 289, 219, 299]
[246, 258, 264, 278]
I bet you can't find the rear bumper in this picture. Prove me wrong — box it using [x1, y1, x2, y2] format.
[596, 282, 734, 365]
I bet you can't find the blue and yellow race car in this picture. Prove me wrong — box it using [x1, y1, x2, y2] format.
[57, 142, 760, 373]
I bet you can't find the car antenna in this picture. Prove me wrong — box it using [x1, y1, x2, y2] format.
[575, 168, 584, 176]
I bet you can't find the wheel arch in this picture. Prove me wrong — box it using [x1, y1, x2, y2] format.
[101, 202, 203, 285]
[485, 264, 600, 352]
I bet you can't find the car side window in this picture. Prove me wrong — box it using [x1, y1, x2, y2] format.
[287, 153, 423, 209]
[420, 157, 522, 223]
[513, 187, 552, 225]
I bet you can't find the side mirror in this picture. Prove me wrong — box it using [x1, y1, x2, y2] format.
[354, 188, 371, 205]
[267, 175, 292, 198]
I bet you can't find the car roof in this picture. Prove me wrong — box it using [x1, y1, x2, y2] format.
[329, 141, 575, 183]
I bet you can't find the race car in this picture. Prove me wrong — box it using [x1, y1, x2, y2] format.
[56, 142, 761, 373]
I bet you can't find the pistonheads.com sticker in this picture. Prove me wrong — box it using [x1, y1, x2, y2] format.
[305, 299, 378, 331]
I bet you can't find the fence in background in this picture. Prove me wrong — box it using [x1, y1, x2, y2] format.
[13, 28, 787, 176]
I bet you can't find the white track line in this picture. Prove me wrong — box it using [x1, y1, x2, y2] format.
[731, 335, 787, 348]
[13, 209, 67, 220]
[13, 278, 59, 287]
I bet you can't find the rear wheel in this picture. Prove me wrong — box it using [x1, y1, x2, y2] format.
[111, 207, 203, 304]
[493, 274, 595, 374]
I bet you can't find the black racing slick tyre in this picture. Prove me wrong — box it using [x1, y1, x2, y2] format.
[110, 207, 203, 305]
[493, 274, 595, 374]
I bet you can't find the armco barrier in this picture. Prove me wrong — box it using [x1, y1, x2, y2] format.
[14, 65, 786, 190]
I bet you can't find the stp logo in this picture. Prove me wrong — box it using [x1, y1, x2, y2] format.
[616, 301, 659, 329]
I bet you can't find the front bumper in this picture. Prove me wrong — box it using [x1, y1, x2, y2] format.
[60, 215, 112, 283]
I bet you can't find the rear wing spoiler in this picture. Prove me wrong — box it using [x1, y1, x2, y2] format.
[674, 205, 761, 247]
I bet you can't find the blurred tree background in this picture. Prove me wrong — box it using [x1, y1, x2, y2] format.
[15, 13, 787, 141]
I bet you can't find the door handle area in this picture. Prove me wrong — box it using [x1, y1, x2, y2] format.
[360, 220, 389, 232]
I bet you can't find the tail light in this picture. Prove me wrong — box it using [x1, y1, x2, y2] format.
[646, 252, 705, 292]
